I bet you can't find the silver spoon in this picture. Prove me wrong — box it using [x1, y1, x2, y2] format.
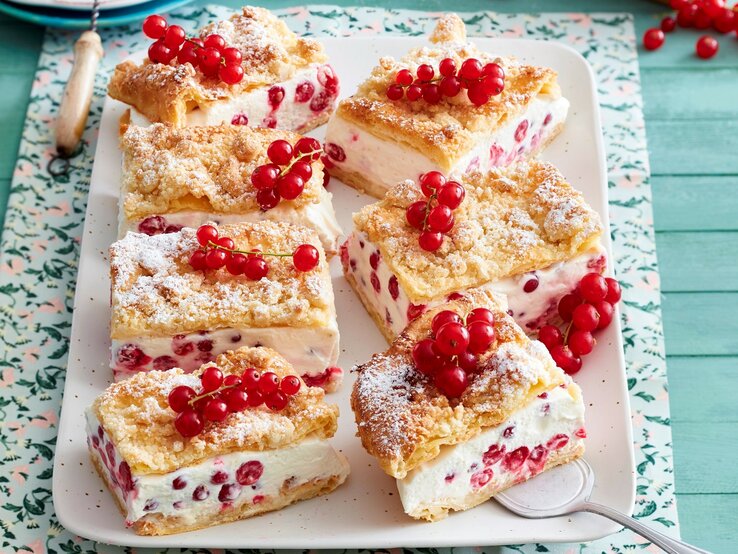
[494, 458, 711, 554]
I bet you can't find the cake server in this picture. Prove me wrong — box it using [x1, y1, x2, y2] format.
[495, 458, 710, 554]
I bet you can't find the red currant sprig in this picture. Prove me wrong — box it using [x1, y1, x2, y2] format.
[537, 273, 622, 375]
[411, 307, 496, 399]
[168, 366, 303, 437]
[405, 171, 465, 252]
[142, 14, 245, 84]
[387, 58, 505, 107]
[188, 224, 320, 277]
[251, 137, 323, 210]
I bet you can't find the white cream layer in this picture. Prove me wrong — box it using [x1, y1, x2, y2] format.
[397, 383, 585, 519]
[85, 410, 349, 527]
[343, 231, 606, 336]
[129, 64, 338, 132]
[324, 95, 569, 195]
[111, 325, 340, 382]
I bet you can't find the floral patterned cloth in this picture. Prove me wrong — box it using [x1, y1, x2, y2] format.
[0, 6, 677, 553]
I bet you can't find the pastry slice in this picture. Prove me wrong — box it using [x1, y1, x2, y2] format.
[108, 7, 339, 132]
[87, 346, 350, 535]
[351, 289, 585, 521]
[324, 14, 569, 198]
[119, 123, 341, 254]
[109, 221, 342, 390]
[340, 161, 605, 341]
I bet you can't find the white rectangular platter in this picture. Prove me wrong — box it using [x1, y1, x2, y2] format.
[52, 36, 635, 549]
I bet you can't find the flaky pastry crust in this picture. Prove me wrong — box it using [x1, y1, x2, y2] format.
[108, 7, 327, 126]
[351, 289, 565, 479]
[334, 14, 563, 170]
[352, 160, 603, 304]
[92, 346, 339, 475]
[109, 222, 334, 339]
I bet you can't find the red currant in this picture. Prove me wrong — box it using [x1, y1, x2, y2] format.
[417, 64, 434, 81]
[571, 303, 600, 332]
[293, 137, 322, 160]
[643, 28, 665, 51]
[226, 389, 249, 412]
[605, 277, 622, 304]
[419, 231, 443, 252]
[579, 273, 608, 303]
[168, 385, 196, 412]
[419, 171, 445, 196]
[568, 330, 594, 356]
[251, 164, 280, 190]
[661, 16, 677, 32]
[670, 0, 687, 8]
[280, 375, 301, 395]
[267, 140, 293, 165]
[463, 308, 492, 327]
[406, 201, 427, 229]
[290, 160, 313, 182]
[459, 58, 483, 80]
[549, 344, 582, 375]
[431, 310, 463, 334]
[696, 35, 719, 58]
[256, 187, 280, 210]
[537, 325, 562, 349]
[266, 391, 289, 411]
[482, 62, 505, 80]
[422, 83, 442, 105]
[406, 85, 423, 101]
[201, 366, 224, 392]
[277, 173, 305, 200]
[593, 300, 614, 330]
[241, 368, 261, 390]
[396, 68, 414, 86]
[148, 41, 174, 64]
[434, 364, 468, 398]
[714, 9, 736, 32]
[678, 4, 699, 27]
[439, 76, 461, 97]
[435, 322, 470, 356]
[205, 249, 228, 269]
[258, 372, 280, 395]
[467, 320, 495, 354]
[162, 25, 186, 49]
[226, 253, 247, 275]
[248, 390, 264, 407]
[481, 75, 505, 96]
[412, 338, 443, 375]
[198, 46, 221, 72]
[216, 236, 234, 250]
[219, 64, 244, 85]
[457, 351, 478, 372]
[189, 250, 207, 270]
[293, 244, 320, 272]
[203, 33, 226, 52]
[175, 409, 204, 437]
[223, 374, 241, 387]
[558, 293, 581, 321]
[427, 205, 454, 233]
[203, 399, 229, 422]
[386, 85, 404, 100]
[694, 9, 712, 30]
[196, 224, 218, 246]
[437, 181, 465, 209]
[244, 257, 269, 280]
[177, 42, 199, 65]
[142, 14, 168, 39]
[467, 82, 490, 106]
[220, 46, 242, 65]
[439, 58, 457, 77]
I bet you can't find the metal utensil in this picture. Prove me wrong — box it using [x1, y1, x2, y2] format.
[495, 458, 711, 554]
[55, 0, 103, 157]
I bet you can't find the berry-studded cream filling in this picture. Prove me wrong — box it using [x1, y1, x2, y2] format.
[111, 325, 341, 389]
[85, 411, 349, 527]
[324, 95, 569, 196]
[397, 383, 585, 520]
[129, 64, 339, 132]
[341, 232, 606, 337]
[119, 187, 343, 255]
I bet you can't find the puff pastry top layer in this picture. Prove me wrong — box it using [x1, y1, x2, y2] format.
[351, 288, 566, 479]
[91, 346, 339, 474]
[110, 222, 334, 339]
[120, 124, 326, 222]
[334, 14, 564, 169]
[108, 7, 327, 125]
[353, 160, 603, 304]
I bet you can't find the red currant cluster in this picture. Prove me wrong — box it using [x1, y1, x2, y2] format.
[250, 137, 323, 210]
[386, 58, 506, 107]
[142, 14, 245, 84]
[537, 273, 622, 375]
[643, 0, 737, 59]
[188, 224, 320, 278]
[405, 171, 465, 252]
[411, 307, 496, 398]
[168, 366, 302, 437]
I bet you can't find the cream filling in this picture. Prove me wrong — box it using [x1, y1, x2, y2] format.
[111, 325, 340, 382]
[397, 383, 585, 518]
[85, 410, 349, 527]
[324, 95, 569, 195]
[129, 64, 338, 131]
[119, 188, 343, 254]
[343, 231, 606, 337]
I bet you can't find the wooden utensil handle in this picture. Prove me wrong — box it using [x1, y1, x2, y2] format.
[55, 30, 103, 157]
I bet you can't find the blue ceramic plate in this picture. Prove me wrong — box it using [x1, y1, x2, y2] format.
[0, 0, 192, 28]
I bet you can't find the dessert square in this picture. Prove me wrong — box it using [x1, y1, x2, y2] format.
[340, 161, 605, 341]
[109, 221, 342, 390]
[351, 289, 585, 521]
[324, 14, 569, 198]
[86, 346, 350, 535]
[119, 122, 342, 254]
[108, 7, 339, 132]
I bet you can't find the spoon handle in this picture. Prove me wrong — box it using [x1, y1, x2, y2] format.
[582, 501, 712, 554]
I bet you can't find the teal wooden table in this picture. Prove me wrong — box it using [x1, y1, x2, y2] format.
[1, 0, 736, 551]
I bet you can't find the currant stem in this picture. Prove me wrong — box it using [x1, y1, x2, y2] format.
[278, 148, 322, 178]
[206, 241, 293, 258]
[187, 382, 239, 407]
[422, 190, 439, 231]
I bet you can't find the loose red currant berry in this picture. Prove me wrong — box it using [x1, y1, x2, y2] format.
[266, 391, 289, 411]
[175, 409, 204, 437]
[241, 368, 261, 390]
[419, 231, 443, 252]
[568, 330, 594, 357]
[293, 244, 320, 272]
[216, 236, 234, 250]
[293, 137, 322, 160]
[593, 300, 614, 329]
[439, 58, 457, 77]
[277, 173, 305, 200]
[417, 64, 434, 81]
[428, 205, 454, 233]
[203, 33, 226, 52]
[558, 293, 581, 321]
[422, 83, 442, 105]
[251, 164, 280, 190]
[696, 35, 719, 58]
[280, 375, 301, 395]
[537, 325, 563, 349]
[481, 75, 505, 96]
[406, 84, 423, 101]
[571, 303, 600, 332]
[406, 201, 427, 230]
[201, 366, 224, 392]
[434, 364, 469, 398]
[205, 249, 227, 269]
[605, 277, 622, 304]
[196, 224, 218, 247]
[290, 160, 313, 182]
[244, 257, 269, 280]
[549, 344, 582, 375]
[439, 76, 461, 98]
[162, 25, 186, 49]
[168, 385, 196, 412]
[431, 310, 463, 334]
[258, 372, 280, 395]
[189, 250, 207, 270]
[459, 58, 483, 80]
[643, 28, 665, 51]
[267, 140, 293, 165]
[385, 84, 403, 100]
[222, 47, 242, 65]
[467, 321, 495, 354]
[142, 14, 168, 39]
[203, 399, 229, 422]
[661, 16, 677, 32]
[226, 253, 247, 275]
[220, 63, 244, 85]
[467, 82, 490, 106]
[148, 41, 174, 64]
[579, 273, 608, 303]
[467, 307, 494, 325]
[396, 68, 414, 86]
[256, 187, 280, 210]
[437, 181, 465, 209]
[435, 322, 470, 356]
[419, 171, 446, 196]
[482, 62, 505, 80]
[457, 351, 478, 372]
[226, 389, 249, 412]
[412, 338, 443, 375]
